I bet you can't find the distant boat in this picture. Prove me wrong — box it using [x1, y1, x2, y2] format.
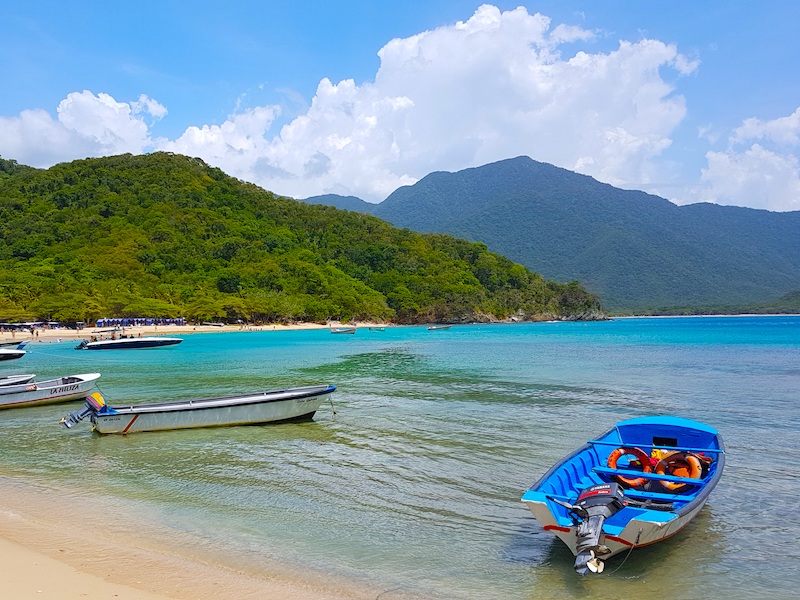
[0, 341, 28, 361]
[61, 384, 337, 434]
[0, 373, 101, 410]
[427, 325, 452, 330]
[330, 326, 356, 334]
[521, 416, 725, 575]
[369, 327, 386, 331]
[201, 322, 225, 327]
[0, 374, 36, 387]
[75, 336, 183, 350]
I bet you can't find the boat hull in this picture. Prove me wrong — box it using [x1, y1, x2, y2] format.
[0, 373, 101, 409]
[90, 385, 336, 434]
[0, 349, 25, 361]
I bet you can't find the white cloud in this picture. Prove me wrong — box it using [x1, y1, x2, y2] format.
[0, 90, 164, 167]
[695, 107, 800, 212]
[163, 4, 694, 201]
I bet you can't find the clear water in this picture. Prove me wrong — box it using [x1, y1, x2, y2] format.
[2, 317, 798, 599]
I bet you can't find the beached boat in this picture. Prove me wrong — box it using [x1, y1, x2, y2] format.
[330, 327, 356, 334]
[61, 384, 337, 434]
[0, 341, 28, 361]
[0, 374, 36, 387]
[75, 336, 183, 350]
[0, 373, 101, 410]
[521, 416, 725, 575]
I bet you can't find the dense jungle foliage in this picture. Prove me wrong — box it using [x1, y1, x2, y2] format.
[0, 153, 602, 324]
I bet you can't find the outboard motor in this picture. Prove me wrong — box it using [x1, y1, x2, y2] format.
[549, 482, 625, 575]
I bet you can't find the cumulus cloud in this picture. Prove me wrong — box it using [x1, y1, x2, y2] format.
[159, 4, 694, 201]
[0, 91, 165, 167]
[697, 108, 800, 211]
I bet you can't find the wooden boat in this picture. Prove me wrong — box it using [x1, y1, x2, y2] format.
[0, 374, 36, 387]
[75, 336, 183, 350]
[521, 416, 725, 575]
[330, 327, 356, 334]
[61, 384, 337, 434]
[0, 373, 101, 410]
[0, 341, 28, 361]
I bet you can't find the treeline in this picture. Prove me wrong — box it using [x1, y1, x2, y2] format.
[0, 153, 603, 324]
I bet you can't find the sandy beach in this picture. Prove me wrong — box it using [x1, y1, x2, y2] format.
[2, 320, 388, 345]
[0, 320, 390, 600]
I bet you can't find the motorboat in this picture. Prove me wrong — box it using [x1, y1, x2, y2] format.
[0, 341, 28, 361]
[330, 327, 356, 334]
[521, 416, 725, 575]
[61, 384, 336, 434]
[75, 336, 183, 350]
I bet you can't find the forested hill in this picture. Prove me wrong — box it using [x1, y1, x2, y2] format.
[0, 153, 602, 324]
[306, 157, 800, 312]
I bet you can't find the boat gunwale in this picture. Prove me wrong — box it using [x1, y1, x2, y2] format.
[98, 385, 336, 416]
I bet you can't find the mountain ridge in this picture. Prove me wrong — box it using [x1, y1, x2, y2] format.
[303, 156, 800, 311]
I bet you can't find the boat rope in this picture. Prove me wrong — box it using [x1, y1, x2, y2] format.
[604, 529, 642, 576]
[329, 397, 337, 418]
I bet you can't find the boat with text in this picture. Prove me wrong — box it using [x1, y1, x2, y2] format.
[521, 416, 724, 575]
[0, 373, 101, 409]
[61, 384, 337, 434]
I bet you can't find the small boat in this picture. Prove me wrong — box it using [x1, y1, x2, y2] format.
[75, 336, 183, 350]
[61, 384, 337, 434]
[0, 373, 101, 410]
[521, 416, 725, 575]
[0, 341, 28, 361]
[0, 374, 36, 387]
[369, 327, 386, 331]
[330, 327, 356, 334]
[427, 324, 451, 330]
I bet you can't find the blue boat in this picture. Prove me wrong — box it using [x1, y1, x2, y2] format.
[521, 416, 725, 575]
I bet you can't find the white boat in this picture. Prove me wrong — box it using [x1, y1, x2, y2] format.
[0, 373, 101, 410]
[0, 374, 36, 387]
[0, 341, 28, 361]
[330, 327, 356, 334]
[61, 384, 337, 434]
[75, 336, 183, 350]
[427, 324, 452, 330]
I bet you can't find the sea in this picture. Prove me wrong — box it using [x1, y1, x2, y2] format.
[1, 316, 798, 599]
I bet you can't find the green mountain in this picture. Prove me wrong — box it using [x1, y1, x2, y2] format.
[306, 157, 800, 312]
[0, 153, 602, 324]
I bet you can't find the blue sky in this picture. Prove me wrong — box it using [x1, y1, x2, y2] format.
[2, 1, 799, 211]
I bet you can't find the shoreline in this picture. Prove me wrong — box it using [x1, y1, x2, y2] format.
[0, 476, 395, 600]
[1, 321, 387, 344]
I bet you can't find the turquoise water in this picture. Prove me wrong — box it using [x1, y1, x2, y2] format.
[1, 317, 799, 599]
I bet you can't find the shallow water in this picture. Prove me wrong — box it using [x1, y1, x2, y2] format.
[2, 317, 799, 599]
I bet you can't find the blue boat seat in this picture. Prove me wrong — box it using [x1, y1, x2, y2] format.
[622, 489, 696, 503]
[592, 465, 704, 485]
